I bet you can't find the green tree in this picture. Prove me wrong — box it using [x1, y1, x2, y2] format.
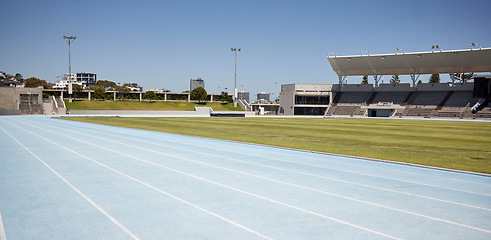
[114, 85, 130, 99]
[96, 80, 117, 89]
[190, 87, 207, 102]
[123, 83, 141, 90]
[224, 92, 233, 103]
[14, 73, 23, 83]
[361, 75, 369, 84]
[143, 91, 157, 100]
[72, 84, 82, 92]
[429, 73, 440, 83]
[390, 74, 400, 84]
[216, 91, 233, 102]
[450, 73, 473, 83]
[93, 86, 106, 100]
[24, 77, 51, 89]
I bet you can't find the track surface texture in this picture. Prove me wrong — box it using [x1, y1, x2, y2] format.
[1, 116, 490, 240]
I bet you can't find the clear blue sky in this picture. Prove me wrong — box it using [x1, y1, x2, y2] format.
[1, 0, 490, 98]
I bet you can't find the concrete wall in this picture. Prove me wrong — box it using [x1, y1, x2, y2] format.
[68, 107, 213, 116]
[0, 87, 43, 110]
[43, 101, 54, 115]
[375, 83, 413, 92]
[342, 84, 374, 92]
[279, 91, 295, 115]
[280, 84, 296, 93]
[292, 84, 335, 92]
[0, 110, 21, 115]
[416, 83, 451, 91]
[451, 82, 474, 91]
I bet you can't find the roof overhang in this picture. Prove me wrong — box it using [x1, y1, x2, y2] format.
[327, 48, 491, 76]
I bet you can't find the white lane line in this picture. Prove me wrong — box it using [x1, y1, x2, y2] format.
[32, 119, 491, 205]
[3, 123, 273, 240]
[0, 212, 7, 240]
[20, 119, 491, 233]
[35, 120, 491, 212]
[15, 120, 399, 239]
[0, 126, 141, 240]
[19, 121, 491, 237]
[122, 132, 491, 196]
[46, 118, 491, 196]
[45, 124, 491, 234]
[75, 117, 490, 186]
[52, 117, 491, 187]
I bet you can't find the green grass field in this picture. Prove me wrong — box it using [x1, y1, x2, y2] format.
[64, 100, 244, 111]
[59, 117, 491, 174]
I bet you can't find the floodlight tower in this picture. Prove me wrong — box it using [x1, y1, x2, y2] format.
[231, 48, 241, 107]
[64, 35, 76, 101]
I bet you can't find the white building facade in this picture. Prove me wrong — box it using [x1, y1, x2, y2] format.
[54, 73, 97, 89]
[279, 84, 334, 115]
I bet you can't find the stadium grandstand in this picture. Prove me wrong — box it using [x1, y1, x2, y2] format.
[279, 47, 491, 119]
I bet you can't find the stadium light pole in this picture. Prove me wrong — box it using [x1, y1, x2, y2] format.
[231, 48, 241, 107]
[64, 35, 76, 102]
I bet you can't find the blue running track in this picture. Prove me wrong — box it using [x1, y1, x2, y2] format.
[0, 116, 490, 239]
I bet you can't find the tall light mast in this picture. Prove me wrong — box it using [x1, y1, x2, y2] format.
[64, 35, 76, 101]
[231, 48, 241, 107]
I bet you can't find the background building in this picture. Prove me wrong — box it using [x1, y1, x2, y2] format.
[147, 89, 171, 93]
[0, 87, 44, 115]
[74, 73, 97, 87]
[190, 78, 204, 91]
[279, 84, 333, 115]
[278, 80, 491, 118]
[257, 92, 270, 102]
[238, 91, 249, 102]
[54, 73, 97, 89]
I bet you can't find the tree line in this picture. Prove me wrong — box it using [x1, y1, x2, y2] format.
[361, 73, 473, 85]
[1, 71, 53, 88]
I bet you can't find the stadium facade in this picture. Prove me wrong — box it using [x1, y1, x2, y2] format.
[278, 80, 491, 118]
[278, 47, 491, 118]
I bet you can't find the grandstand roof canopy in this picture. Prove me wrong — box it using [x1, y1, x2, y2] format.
[328, 48, 491, 76]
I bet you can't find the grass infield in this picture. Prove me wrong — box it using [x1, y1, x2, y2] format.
[64, 100, 244, 111]
[59, 117, 491, 174]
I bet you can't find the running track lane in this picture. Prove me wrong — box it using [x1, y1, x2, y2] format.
[0, 116, 490, 239]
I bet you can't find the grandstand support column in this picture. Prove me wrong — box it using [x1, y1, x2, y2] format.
[338, 75, 347, 91]
[113, 92, 116, 101]
[373, 74, 382, 87]
[88, 91, 91, 100]
[449, 73, 462, 85]
[409, 73, 421, 87]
